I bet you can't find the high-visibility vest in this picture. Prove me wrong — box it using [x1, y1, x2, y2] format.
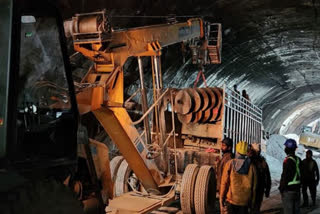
[287, 156, 301, 185]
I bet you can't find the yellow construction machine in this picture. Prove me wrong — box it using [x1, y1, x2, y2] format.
[299, 125, 320, 149]
[64, 10, 262, 213]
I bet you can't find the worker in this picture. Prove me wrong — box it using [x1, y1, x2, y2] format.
[233, 84, 240, 95]
[301, 149, 319, 207]
[242, 90, 250, 101]
[279, 139, 302, 214]
[217, 138, 234, 214]
[248, 143, 271, 214]
[220, 141, 257, 214]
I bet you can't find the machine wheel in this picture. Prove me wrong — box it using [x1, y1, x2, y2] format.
[181, 164, 199, 214]
[0, 179, 84, 214]
[110, 156, 124, 197]
[115, 159, 133, 197]
[110, 156, 124, 182]
[194, 165, 216, 214]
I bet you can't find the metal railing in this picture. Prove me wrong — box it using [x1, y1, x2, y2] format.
[223, 85, 262, 147]
[130, 88, 178, 176]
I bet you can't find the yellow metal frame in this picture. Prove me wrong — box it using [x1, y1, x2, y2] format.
[93, 107, 163, 191]
[72, 17, 206, 194]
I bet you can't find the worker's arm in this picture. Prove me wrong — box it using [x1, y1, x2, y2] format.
[251, 164, 257, 209]
[279, 160, 287, 193]
[220, 160, 232, 206]
[264, 159, 271, 197]
[314, 160, 319, 185]
[301, 160, 306, 185]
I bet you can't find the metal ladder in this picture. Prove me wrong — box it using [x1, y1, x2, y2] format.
[189, 23, 222, 65]
[207, 23, 222, 64]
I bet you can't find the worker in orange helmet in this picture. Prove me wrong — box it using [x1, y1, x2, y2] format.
[220, 141, 257, 214]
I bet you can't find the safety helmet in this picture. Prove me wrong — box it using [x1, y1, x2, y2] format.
[236, 141, 248, 155]
[251, 142, 261, 153]
[284, 139, 297, 149]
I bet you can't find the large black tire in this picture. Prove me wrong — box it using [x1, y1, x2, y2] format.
[0, 179, 84, 214]
[181, 164, 199, 214]
[194, 165, 216, 214]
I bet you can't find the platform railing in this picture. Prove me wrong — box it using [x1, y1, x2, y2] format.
[223, 85, 262, 146]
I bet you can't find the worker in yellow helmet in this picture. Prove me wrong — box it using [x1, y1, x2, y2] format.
[220, 141, 257, 214]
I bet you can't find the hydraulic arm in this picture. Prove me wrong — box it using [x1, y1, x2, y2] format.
[65, 11, 221, 192]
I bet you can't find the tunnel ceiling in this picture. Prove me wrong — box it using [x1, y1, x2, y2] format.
[61, 0, 320, 134]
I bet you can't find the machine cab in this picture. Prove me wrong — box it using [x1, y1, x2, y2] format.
[0, 0, 78, 169]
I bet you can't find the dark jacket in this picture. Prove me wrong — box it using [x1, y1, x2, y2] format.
[217, 152, 233, 193]
[251, 155, 271, 197]
[301, 158, 319, 184]
[279, 155, 302, 193]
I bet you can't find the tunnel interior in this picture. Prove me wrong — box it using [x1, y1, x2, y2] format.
[60, 0, 320, 135]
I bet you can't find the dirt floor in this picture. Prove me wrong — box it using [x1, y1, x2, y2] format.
[154, 179, 320, 214]
[149, 181, 320, 214]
